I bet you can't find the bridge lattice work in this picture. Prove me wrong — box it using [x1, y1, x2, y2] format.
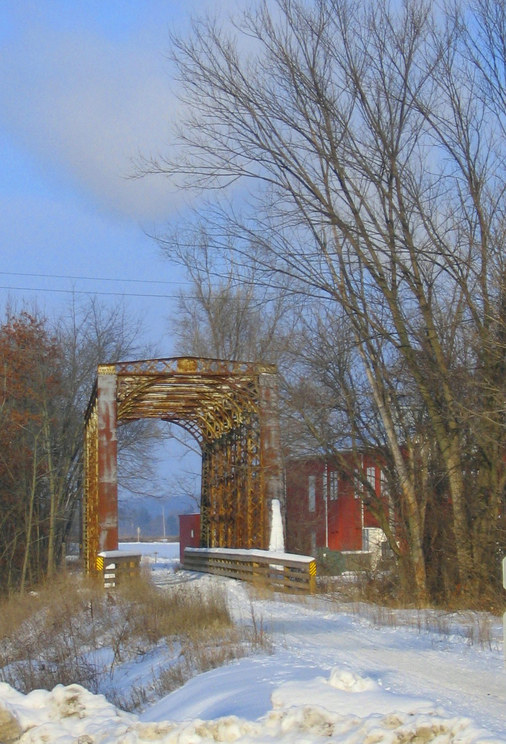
[83, 357, 283, 573]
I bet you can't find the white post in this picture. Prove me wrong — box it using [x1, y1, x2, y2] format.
[268, 498, 285, 552]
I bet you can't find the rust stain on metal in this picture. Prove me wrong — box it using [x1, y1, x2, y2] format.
[96, 373, 118, 558]
[83, 357, 282, 573]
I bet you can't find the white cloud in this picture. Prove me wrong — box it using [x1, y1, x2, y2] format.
[0, 17, 190, 221]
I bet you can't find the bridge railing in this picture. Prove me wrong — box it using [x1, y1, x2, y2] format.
[183, 547, 317, 593]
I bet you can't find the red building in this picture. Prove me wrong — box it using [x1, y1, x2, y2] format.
[178, 513, 201, 563]
[285, 454, 388, 560]
[178, 455, 389, 565]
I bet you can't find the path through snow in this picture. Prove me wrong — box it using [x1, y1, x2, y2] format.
[0, 542, 504, 743]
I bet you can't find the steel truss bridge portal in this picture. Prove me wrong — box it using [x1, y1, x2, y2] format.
[83, 357, 283, 573]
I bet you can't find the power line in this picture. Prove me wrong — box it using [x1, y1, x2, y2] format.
[0, 285, 180, 300]
[0, 270, 190, 286]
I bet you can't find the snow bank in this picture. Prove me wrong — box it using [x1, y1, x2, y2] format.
[0, 668, 500, 743]
[1, 546, 503, 741]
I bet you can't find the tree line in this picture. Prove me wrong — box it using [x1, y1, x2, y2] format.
[0, 302, 163, 593]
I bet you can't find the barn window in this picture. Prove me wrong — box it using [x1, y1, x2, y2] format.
[366, 467, 376, 492]
[308, 475, 316, 512]
[329, 470, 339, 500]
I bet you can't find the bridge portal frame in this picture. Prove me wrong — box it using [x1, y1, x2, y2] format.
[83, 357, 283, 573]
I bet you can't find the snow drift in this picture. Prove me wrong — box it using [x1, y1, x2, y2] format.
[1, 670, 501, 744]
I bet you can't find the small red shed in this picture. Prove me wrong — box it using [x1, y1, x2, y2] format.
[178, 513, 201, 563]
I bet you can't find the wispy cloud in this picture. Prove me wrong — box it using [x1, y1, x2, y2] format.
[0, 12, 190, 221]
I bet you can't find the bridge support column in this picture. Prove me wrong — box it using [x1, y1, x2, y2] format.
[97, 368, 118, 553]
[259, 373, 284, 550]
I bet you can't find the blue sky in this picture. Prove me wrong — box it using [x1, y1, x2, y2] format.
[0, 0, 239, 351]
[0, 1, 252, 515]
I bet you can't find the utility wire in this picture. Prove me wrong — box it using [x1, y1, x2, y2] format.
[0, 285, 180, 299]
[0, 270, 190, 286]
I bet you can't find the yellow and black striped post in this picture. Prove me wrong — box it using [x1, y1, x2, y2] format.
[309, 559, 317, 594]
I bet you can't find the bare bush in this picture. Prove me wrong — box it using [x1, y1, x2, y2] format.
[0, 572, 270, 712]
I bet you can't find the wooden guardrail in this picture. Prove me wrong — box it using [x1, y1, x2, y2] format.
[183, 547, 317, 593]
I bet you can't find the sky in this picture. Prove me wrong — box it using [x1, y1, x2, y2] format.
[0, 0, 253, 514]
[0, 0, 240, 352]
[1, 542, 505, 743]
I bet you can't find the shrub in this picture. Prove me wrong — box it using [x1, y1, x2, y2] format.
[0, 571, 270, 712]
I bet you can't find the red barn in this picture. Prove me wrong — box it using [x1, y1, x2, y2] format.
[285, 454, 388, 561]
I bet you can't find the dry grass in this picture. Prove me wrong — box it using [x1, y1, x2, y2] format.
[115, 574, 232, 644]
[313, 564, 501, 651]
[0, 571, 271, 711]
[109, 580, 272, 712]
[0, 575, 107, 693]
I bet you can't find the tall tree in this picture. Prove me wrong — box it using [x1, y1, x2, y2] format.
[147, 0, 505, 602]
[0, 312, 63, 589]
[162, 228, 296, 364]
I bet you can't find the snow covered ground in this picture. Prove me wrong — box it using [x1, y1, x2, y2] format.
[1, 541, 505, 743]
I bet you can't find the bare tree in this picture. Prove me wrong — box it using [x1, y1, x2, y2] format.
[146, 0, 505, 602]
[0, 299, 166, 592]
[159, 226, 299, 505]
[56, 297, 172, 541]
[161, 226, 297, 364]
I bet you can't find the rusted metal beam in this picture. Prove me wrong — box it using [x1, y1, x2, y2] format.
[83, 399, 98, 574]
[96, 367, 118, 554]
[83, 358, 282, 572]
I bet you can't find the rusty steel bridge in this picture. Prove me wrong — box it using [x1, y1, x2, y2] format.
[83, 357, 283, 573]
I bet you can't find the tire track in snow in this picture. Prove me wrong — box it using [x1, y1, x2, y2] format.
[247, 594, 506, 738]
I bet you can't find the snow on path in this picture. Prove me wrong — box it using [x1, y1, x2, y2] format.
[243, 591, 506, 735]
[141, 572, 505, 740]
[1, 548, 505, 743]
